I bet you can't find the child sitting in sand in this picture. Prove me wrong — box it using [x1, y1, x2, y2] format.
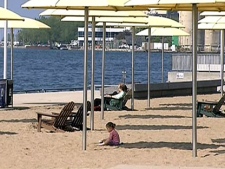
[99, 122, 120, 146]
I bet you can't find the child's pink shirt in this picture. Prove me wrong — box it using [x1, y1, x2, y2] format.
[109, 129, 120, 146]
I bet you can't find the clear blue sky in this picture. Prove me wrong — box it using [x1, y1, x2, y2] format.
[0, 0, 42, 18]
[0, 0, 43, 40]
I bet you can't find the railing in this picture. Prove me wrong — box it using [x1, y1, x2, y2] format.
[172, 53, 221, 71]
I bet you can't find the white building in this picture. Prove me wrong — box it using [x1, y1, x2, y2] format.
[77, 27, 126, 46]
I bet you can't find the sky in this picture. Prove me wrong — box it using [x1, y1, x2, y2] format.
[0, 0, 42, 18]
[0, 0, 43, 40]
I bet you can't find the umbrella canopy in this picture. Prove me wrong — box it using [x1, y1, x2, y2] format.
[0, 7, 24, 21]
[22, 0, 149, 11]
[198, 23, 225, 29]
[40, 9, 149, 17]
[200, 11, 225, 15]
[136, 27, 190, 36]
[0, 17, 50, 29]
[62, 16, 184, 28]
[124, 0, 225, 11]
[199, 16, 225, 23]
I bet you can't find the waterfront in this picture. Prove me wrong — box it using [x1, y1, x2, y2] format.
[0, 48, 172, 92]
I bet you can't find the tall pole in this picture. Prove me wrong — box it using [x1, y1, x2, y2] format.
[10, 28, 13, 80]
[220, 30, 224, 97]
[101, 22, 106, 120]
[192, 4, 198, 157]
[4, 0, 8, 79]
[161, 36, 164, 83]
[147, 27, 151, 108]
[82, 7, 88, 151]
[90, 17, 95, 130]
[131, 26, 135, 110]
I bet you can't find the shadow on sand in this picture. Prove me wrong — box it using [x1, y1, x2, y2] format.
[211, 138, 225, 144]
[0, 118, 36, 123]
[0, 131, 17, 135]
[120, 141, 223, 150]
[119, 114, 190, 119]
[116, 124, 208, 130]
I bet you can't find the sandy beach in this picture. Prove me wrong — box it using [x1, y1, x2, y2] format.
[0, 91, 225, 169]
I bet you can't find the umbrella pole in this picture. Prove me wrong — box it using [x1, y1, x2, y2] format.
[82, 7, 89, 151]
[192, 4, 198, 157]
[220, 29, 224, 97]
[162, 36, 164, 83]
[10, 28, 13, 81]
[90, 17, 95, 130]
[101, 22, 106, 120]
[147, 27, 151, 108]
[10, 28, 13, 107]
[3, 0, 8, 79]
[131, 26, 135, 110]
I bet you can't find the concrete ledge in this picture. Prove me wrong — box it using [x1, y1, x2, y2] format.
[103, 80, 221, 99]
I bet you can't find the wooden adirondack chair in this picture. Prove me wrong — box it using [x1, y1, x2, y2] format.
[70, 101, 91, 130]
[197, 94, 225, 117]
[36, 101, 75, 132]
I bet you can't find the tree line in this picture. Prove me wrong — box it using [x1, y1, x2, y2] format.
[17, 16, 84, 45]
[16, 16, 172, 46]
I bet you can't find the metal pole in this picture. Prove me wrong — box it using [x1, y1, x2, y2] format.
[101, 22, 106, 120]
[192, 4, 198, 157]
[3, 0, 8, 79]
[10, 28, 13, 80]
[90, 17, 95, 130]
[131, 26, 135, 110]
[147, 27, 151, 108]
[82, 7, 88, 151]
[161, 36, 164, 83]
[220, 30, 224, 97]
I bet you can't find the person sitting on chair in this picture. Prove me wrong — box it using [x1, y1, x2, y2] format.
[94, 83, 128, 108]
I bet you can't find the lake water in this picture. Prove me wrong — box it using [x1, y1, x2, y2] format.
[0, 48, 173, 92]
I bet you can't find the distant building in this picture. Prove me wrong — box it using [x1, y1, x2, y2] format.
[77, 26, 126, 47]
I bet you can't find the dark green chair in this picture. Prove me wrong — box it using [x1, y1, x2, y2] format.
[104, 89, 132, 111]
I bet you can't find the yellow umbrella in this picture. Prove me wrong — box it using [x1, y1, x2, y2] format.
[22, 0, 149, 11]
[125, 0, 225, 11]
[40, 9, 149, 17]
[125, 0, 225, 157]
[198, 23, 225, 29]
[199, 16, 225, 23]
[136, 27, 189, 36]
[0, 17, 50, 28]
[200, 11, 225, 15]
[62, 16, 184, 28]
[0, 7, 24, 20]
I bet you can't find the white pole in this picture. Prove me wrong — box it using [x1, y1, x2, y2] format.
[4, 0, 8, 79]
[220, 30, 224, 97]
[82, 7, 89, 151]
[101, 22, 106, 120]
[10, 28, 13, 80]
[131, 26, 135, 110]
[90, 17, 95, 130]
[161, 36, 164, 83]
[192, 4, 198, 157]
[147, 27, 151, 108]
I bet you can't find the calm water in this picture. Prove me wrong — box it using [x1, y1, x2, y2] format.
[0, 48, 172, 92]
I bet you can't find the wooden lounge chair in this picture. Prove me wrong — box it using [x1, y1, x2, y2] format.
[36, 101, 75, 132]
[70, 101, 91, 130]
[197, 94, 225, 117]
[104, 89, 132, 111]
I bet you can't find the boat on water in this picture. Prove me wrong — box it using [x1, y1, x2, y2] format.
[25, 45, 51, 50]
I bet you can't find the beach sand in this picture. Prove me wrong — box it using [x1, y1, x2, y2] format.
[0, 91, 225, 169]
